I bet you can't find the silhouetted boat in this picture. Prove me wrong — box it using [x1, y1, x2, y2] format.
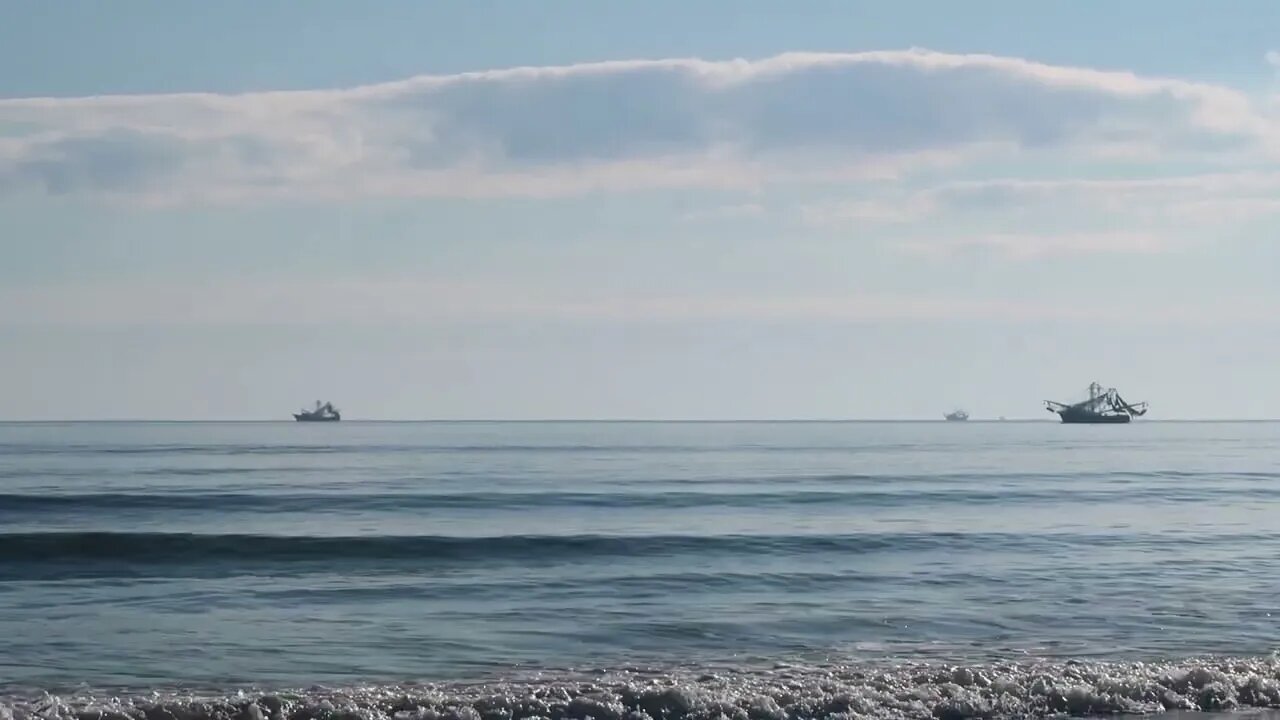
[1045, 382, 1147, 424]
[944, 409, 970, 421]
[294, 401, 341, 422]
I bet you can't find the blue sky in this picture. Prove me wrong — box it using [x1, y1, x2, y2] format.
[2, 1, 1279, 419]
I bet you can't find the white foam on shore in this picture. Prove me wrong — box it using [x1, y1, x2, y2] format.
[5, 655, 1280, 720]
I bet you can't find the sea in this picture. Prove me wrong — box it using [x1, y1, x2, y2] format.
[2, 420, 1280, 720]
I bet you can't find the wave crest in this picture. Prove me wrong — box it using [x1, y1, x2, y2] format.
[7, 656, 1280, 720]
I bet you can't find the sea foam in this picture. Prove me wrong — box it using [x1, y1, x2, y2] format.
[6, 656, 1280, 720]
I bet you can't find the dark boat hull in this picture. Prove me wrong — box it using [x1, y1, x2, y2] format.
[293, 414, 340, 422]
[1056, 409, 1130, 424]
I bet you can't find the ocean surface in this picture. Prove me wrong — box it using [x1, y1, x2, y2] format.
[3, 420, 1280, 719]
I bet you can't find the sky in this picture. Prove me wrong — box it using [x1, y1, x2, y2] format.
[2, 0, 1280, 420]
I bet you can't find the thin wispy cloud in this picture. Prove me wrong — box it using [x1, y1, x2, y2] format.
[1, 49, 1277, 204]
[1, 276, 1271, 328]
[900, 231, 1169, 260]
[800, 169, 1280, 256]
[679, 203, 767, 222]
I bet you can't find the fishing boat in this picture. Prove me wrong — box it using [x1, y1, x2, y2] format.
[944, 409, 970, 421]
[1045, 382, 1147, 424]
[294, 400, 341, 422]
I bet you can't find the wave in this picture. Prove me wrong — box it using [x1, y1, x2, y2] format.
[0, 443, 782, 456]
[0, 441, 1170, 457]
[6, 467, 1278, 486]
[5, 656, 1280, 719]
[0, 530, 1011, 565]
[5, 474, 1280, 514]
[0, 529, 1270, 580]
[8, 484, 1280, 513]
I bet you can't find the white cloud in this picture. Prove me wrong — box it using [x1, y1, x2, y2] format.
[1, 49, 1277, 203]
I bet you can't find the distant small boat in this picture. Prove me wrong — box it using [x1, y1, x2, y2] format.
[944, 409, 970, 421]
[294, 400, 341, 422]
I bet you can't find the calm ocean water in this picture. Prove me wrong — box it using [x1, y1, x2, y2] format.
[3, 420, 1280, 719]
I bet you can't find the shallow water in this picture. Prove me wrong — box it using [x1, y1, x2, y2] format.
[2, 420, 1279, 718]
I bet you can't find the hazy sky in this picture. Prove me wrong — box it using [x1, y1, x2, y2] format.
[3, 0, 1280, 420]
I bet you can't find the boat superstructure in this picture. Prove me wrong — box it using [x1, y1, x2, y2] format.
[1045, 382, 1147, 424]
[944, 409, 970, 421]
[294, 400, 341, 422]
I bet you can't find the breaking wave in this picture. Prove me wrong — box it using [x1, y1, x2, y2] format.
[7, 656, 1280, 720]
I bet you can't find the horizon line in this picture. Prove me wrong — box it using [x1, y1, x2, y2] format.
[0, 418, 1276, 424]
